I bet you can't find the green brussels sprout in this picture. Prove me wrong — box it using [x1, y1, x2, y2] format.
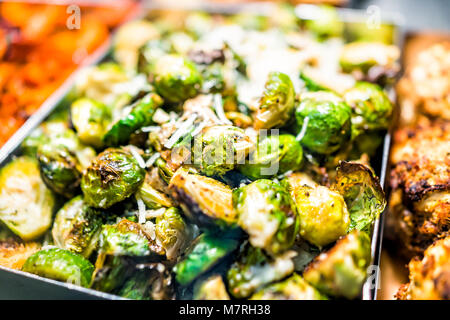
[81, 148, 145, 209]
[151, 54, 202, 103]
[200, 63, 226, 94]
[332, 161, 386, 231]
[340, 42, 400, 74]
[303, 230, 371, 299]
[91, 255, 134, 293]
[103, 93, 164, 147]
[193, 125, 253, 177]
[137, 179, 174, 209]
[194, 275, 230, 300]
[233, 179, 299, 255]
[155, 207, 190, 261]
[0, 157, 55, 241]
[227, 243, 295, 298]
[295, 91, 352, 155]
[343, 82, 393, 137]
[239, 133, 303, 179]
[250, 273, 327, 300]
[290, 185, 350, 248]
[52, 196, 103, 258]
[300, 68, 355, 94]
[301, 5, 343, 40]
[253, 72, 295, 130]
[71, 98, 112, 148]
[22, 248, 94, 287]
[174, 233, 239, 286]
[169, 168, 237, 228]
[137, 39, 171, 75]
[99, 219, 163, 257]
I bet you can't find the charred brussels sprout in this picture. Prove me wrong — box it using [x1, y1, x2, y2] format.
[234, 179, 299, 255]
[227, 243, 295, 298]
[239, 134, 303, 179]
[174, 233, 239, 286]
[22, 248, 94, 287]
[151, 54, 202, 103]
[332, 161, 386, 231]
[194, 275, 230, 300]
[194, 125, 253, 177]
[250, 273, 326, 300]
[295, 91, 352, 154]
[343, 82, 393, 136]
[290, 185, 350, 248]
[155, 207, 190, 261]
[169, 168, 237, 228]
[81, 148, 145, 209]
[137, 180, 174, 209]
[71, 98, 112, 148]
[303, 230, 371, 299]
[103, 93, 163, 147]
[254, 72, 295, 130]
[301, 5, 343, 40]
[0, 157, 55, 241]
[52, 196, 103, 258]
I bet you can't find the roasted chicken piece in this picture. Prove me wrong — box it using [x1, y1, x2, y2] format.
[388, 120, 450, 258]
[397, 236, 450, 300]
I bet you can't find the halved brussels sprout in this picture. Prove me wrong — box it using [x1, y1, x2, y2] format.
[301, 5, 343, 40]
[174, 233, 239, 286]
[71, 98, 112, 148]
[303, 230, 371, 299]
[137, 179, 174, 209]
[22, 248, 94, 287]
[151, 54, 203, 103]
[103, 93, 163, 147]
[194, 275, 230, 300]
[239, 133, 303, 179]
[332, 161, 386, 231]
[250, 273, 327, 300]
[52, 196, 103, 258]
[233, 179, 299, 255]
[169, 168, 237, 228]
[227, 242, 295, 298]
[290, 185, 350, 248]
[295, 91, 352, 155]
[253, 72, 295, 130]
[81, 148, 145, 209]
[193, 125, 253, 177]
[343, 82, 393, 137]
[91, 255, 134, 293]
[155, 207, 190, 261]
[340, 42, 400, 74]
[99, 219, 163, 257]
[21, 119, 68, 158]
[0, 157, 55, 241]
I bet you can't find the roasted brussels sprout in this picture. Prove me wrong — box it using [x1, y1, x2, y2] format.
[137, 179, 174, 209]
[199, 63, 226, 94]
[332, 161, 386, 231]
[295, 91, 352, 155]
[0, 157, 55, 241]
[151, 54, 202, 103]
[174, 233, 239, 286]
[103, 93, 163, 147]
[21, 119, 68, 158]
[227, 243, 295, 298]
[234, 179, 299, 255]
[155, 207, 190, 261]
[99, 219, 163, 257]
[52, 196, 103, 258]
[303, 230, 371, 299]
[193, 125, 253, 176]
[290, 185, 350, 248]
[91, 255, 134, 293]
[194, 275, 230, 300]
[343, 82, 393, 137]
[71, 98, 112, 148]
[301, 5, 343, 40]
[81, 148, 145, 209]
[169, 168, 237, 228]
[22, 248, 94, 287]
[239, 133, 303, 179]
[250, 273, 326, 300]
[253, 72, 295, 130]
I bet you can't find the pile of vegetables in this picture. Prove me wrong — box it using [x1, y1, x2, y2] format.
[0, 5, 396, 300]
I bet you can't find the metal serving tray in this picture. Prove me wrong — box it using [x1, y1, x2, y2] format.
[0, 2, 404, 300]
